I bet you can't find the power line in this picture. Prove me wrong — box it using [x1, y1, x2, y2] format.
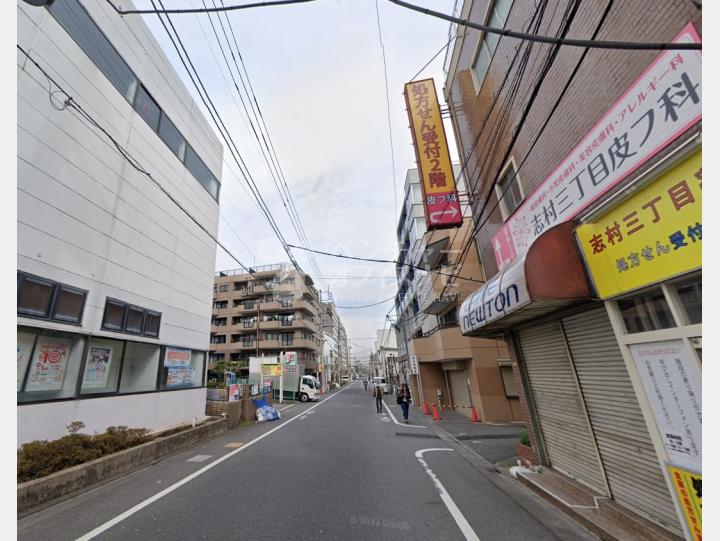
[375, 0, 399, 226]
[335, 295, 396, 309]
[386, 0, 701, 50]
[16, 44, 259, 279]
[408, 31, 462, 83]
[105, 0, 320, 15]
[287, 244, 485, 283]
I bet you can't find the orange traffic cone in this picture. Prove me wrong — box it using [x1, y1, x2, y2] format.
[470, 405, 480, 423]
[422, 401, 431, 415]
[431, 404, 441, 421]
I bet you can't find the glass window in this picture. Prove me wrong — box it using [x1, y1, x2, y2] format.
[51, 286, 86, 323]
[471, 0, 514, 87]
[144, 311, 161, 337]
[119, 342, 160, 393]
[618, 288, 676, 333]
[102, 299, 126, 330]
[133, 84, 161, 131]
[48, 0, 138, 102]
[125, 306, 145, 334]
[80, 338, 124, 395]
[497, 163, 523, 218]
[18, 275, 54, 317]
[17, 330, 86, 402]
[158, 112, 186, 161]
[17, 331, 37, 392]
[218, 284, 229, 293]
[160, 348, 204, 390]
[500, 364, 518, 398]
[675, 278, 701, 325]
[185, 145, 220, 201]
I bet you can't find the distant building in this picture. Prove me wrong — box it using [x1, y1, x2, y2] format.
[17, 0, 222, 445]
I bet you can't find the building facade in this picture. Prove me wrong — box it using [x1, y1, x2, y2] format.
[210, 264, 324, 376]
[321, 298, 349, 388]
[17, 0, 222, 445]
[447, 1, 701, 537]
[394, 168, 522, 421]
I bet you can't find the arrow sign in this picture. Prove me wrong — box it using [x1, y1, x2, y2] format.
[429, 206, 459, 223]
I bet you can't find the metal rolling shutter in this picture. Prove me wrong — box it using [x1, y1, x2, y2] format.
[562, 307, 683, 535]
[518, 322, 608, 494]
[448, 370, 471, 417]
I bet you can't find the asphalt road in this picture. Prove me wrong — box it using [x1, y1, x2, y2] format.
[18, 383, 597, 541]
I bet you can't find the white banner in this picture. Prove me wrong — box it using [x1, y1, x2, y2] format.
[629, 339, 701, 471]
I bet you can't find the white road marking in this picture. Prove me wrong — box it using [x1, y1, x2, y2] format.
[415, 448, 481, 541]
[185, 455, 212, 463]
[75, 382, 353, 540]
[382, 399, 427, 428]
[300, 415, 308, 420]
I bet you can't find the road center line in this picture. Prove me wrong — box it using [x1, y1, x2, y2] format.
[382, 399, 427, 428]
[74, 385, 352, 541]
[415, 448, 481, 541]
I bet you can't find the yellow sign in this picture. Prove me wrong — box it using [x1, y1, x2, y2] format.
[261, 364, 281, 377]
[576, 150, 701, 298]
[404, 79, 462, 229]
[667, 465, 701, 541]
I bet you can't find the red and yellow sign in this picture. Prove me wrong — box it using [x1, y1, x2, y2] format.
[667, 465, 701, 541]
[261, 364, 281, 377]
[404, 78, 462, 229]
[576, 150, 701, 298]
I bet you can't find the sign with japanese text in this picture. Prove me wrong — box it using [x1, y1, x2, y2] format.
[26, 336, 71, 391]
[261, 364, 282, 377]
[629, 340, 701, 472]
[576, 150, 701, 297]
[404, 78, 463, 229]
[409, 355, 419, 375]
[493, 23, 701, 270]
[283, 351, 297, 365]
[667, 464, 702, 541]
[228, 383, 240, 402]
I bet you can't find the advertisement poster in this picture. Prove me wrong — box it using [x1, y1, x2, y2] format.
[164, 347, 191, 367]
[261, 364, 282, 377]
[164, 347, 194, 388]
[263, 379, 271, 394]
[630, 340, 701, 471]
[82, 346, 112, 388]
[26, 337, 71, 391]
[17, 332, 36, 391]
[228, 383, 240, 402]
[667, 464, 702, 541]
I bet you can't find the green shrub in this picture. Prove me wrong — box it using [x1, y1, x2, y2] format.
[18, 426, 151, 483]
[519, 430, 531, 447]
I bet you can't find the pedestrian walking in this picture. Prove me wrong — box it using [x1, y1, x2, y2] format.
[363, 378, 368, 392]
[397, 383, 411, 423]
[373, 384, 384, 413]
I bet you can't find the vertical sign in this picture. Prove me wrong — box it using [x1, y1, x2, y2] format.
[404, 78, 462, 229]
[667, 464, 702, 541]
[629, 340, 701, 471]
[409, 355, 419, 375]
[492, 23, 701, 270]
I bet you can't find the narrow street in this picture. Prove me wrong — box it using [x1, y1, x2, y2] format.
[18, 383, 595, 541]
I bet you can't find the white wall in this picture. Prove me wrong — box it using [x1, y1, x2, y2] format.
[17, 388, 207, 446]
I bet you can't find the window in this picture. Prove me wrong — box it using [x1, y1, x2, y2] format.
[160, 348, 204, 390]
[280, 297, 294, 308]
[674, 278, 701, 325]
[212, 318, 227, 327]
[217, 284, 229, 293]
[133, 84, 161, 131]
[48, 0, 138, 102]
[185, 145, 220, 200]
[496, 160, 523, 219]
[120, 342, 160, 393]
[265, 333, 279, 341]
[499, 362, 518, 398]
[17, 329, 86, 402]
[214, 300, 228, 310]
[281, 333, 294, 346]
[618, 288, 675, 333]
[158, 112, 186, 161]
[209, 353, 224, 363]
[471, 0, 514, 89]
[80, 338, 124, 395]
[210, 335, 226, 344]
[101, 298, 162, 338]
[440, 307, 459, 327]
[17, 272, 87, 324]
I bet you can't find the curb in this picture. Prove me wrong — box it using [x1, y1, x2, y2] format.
[17, 417, 230, 517]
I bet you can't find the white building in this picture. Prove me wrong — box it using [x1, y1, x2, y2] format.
[17, 0, 222, 445]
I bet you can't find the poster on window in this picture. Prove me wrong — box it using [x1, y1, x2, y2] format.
[17, 332, 36, 391]
[82, 346, 113, 388]
[26, 337, 72, 391]
[629, 340, 701, 471]
[164, 347, 191, 367]
[164, 347, 194, 388]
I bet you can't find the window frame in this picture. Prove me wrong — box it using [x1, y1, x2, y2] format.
[498, 360, 519, 399]
[495, 157, 524, 221]
[469, 0, 514, 94]
[17, 272, 87, 325]
[100, 297, 162, 338]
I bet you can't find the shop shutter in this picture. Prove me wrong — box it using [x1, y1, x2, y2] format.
[448, 370, 471, 417]
[562, 307, 683, 535]
[518, 321, 608, 494]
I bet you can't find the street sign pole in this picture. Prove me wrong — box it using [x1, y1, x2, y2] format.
[280, 351, 284, 404]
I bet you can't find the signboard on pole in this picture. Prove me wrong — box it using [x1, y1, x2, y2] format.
[404, 78, 462, 230]
[492, 23, 702, 270]
[409, 355, 419, 375]
[283, 351, 298, 365]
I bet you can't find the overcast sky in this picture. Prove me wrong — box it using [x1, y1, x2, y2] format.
[139, 0, 459, 359]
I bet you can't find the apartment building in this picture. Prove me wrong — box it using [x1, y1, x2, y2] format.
[394, 168, 521, 421]
[210, 264, 323, 376]
[17, 0, 222, 445]
[446, 1, 701, 537]
[321, 299, 349, 387]
[374, 328, 398, 383]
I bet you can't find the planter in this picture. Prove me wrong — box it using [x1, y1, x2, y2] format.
[516, 442, 536, 467]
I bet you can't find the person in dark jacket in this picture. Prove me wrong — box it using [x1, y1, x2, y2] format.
[398, 383, 411, 423]
[373, 384, 384, 413]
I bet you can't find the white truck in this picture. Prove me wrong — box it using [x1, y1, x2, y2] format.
[296, 375, 320, 402]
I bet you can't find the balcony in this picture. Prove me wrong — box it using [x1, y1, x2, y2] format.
[208, 342, 237, 353]
[293, 338, 319, 350]
[293, 300, 316, 314]
[213, 289, 235, 301]
[228, 340, 258, 351]
[259, 339, 282, 349]
[210, 324, 229, 333]
[259, 300, 283, 311]
[408, 325, 477, 363]
[235, 303, 259, 314]
[259, 319, 292, 330]
[211, 307, 233, 318]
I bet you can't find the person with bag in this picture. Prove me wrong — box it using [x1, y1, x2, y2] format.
[397, 383, 412, 423]
[373, 384, 384, 413]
